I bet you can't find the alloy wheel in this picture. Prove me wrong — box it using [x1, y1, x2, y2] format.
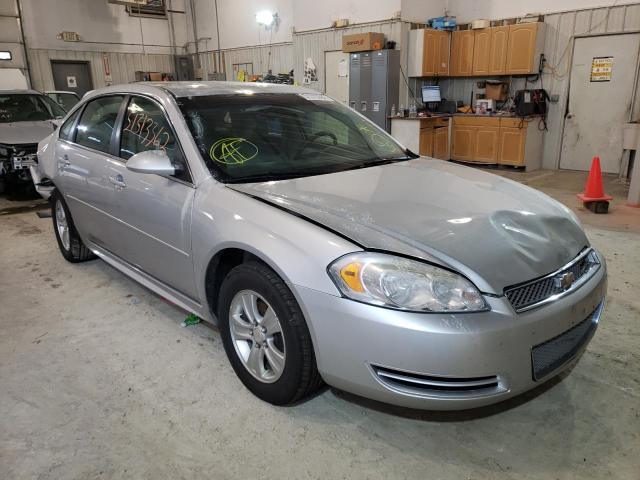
[55, 200, 70, 251]
[229, 289, 286, 383]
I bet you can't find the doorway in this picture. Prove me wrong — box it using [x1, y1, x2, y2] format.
[560, 33, 640, 173]
[324, 50, 349, 105]
[50, 61, 93, 97]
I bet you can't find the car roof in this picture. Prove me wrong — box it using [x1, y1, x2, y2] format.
[82, 81, 319, 100]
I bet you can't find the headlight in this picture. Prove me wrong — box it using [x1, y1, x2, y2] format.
[328, 253, 488, 313]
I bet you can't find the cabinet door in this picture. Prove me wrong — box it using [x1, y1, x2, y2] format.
[498, 127, 526, 165]
[419, 127, 434, 156]
[422, 30, 437, 76]
[436, 31, 451, 75]
[506, 23, 539, 74]
[451, 30, 475, 76]
[474, 126, 500, 163]
[451, 125, 476, 160]
[472, 29, 491, 75]
[489, 26, 508, 75]
[434, 126, 449, 160]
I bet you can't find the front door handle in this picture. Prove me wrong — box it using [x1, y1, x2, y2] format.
[109, 174, 126, 189]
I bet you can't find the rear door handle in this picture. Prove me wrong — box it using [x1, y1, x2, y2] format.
[109, 174, 126, 189]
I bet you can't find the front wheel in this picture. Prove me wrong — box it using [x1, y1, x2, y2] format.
[51, 190, 95, 263]
[218, 262, 323, 405]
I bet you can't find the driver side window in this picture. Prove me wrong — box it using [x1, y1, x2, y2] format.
[119, 96, 191, 183]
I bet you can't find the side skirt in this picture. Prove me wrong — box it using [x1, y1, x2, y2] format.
[89, 242, 214, 323]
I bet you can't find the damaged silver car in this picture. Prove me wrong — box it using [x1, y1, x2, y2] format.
[36, 82, 607, 410]
[0, 89, 66, 195]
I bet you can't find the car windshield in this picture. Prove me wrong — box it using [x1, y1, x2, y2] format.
[0, 93, 67, 123]
[45, 92, 79, 112]
[177, 93, 416, 183]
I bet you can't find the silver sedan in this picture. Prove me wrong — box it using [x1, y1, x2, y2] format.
[37, 82, 607, 410]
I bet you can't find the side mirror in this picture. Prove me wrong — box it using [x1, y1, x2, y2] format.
[126, 150, 175, 176]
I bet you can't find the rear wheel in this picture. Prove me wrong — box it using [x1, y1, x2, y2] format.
[218, 262, 323, 405]
[51, 190, 95, 263]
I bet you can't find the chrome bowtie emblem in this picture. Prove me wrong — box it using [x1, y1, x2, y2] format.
[554, 271, 576, 291]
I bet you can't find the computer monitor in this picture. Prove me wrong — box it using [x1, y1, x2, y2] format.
[421, 85, 441, 104]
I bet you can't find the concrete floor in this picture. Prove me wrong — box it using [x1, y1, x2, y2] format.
[1, 170, 639, 479]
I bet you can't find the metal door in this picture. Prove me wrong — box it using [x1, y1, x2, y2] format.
[324, 50, 349, 105]
[560, 34, 640, 173]
[51, 61, 93, 97]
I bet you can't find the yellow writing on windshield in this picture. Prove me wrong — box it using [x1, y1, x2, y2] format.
[209, 138, 258, 165]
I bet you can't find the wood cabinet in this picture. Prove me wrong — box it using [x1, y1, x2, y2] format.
[472, 29, 491, 76]
[489, 26, 509, 74]
[498, 127, 527, 165]
[410, 22, 544, 77]
[474, 125, 500, 162]
[506, 23, 545, 75]
[451, 124, 476, 160]
[451, 116, 542, 169]
[450, 30, 474, 76]
[434, 126, 449, 160]
[391, 117, 450, 159]
[419, 127, 434, 156]
[417, 118, 450, 159]
[408, 29, 450, 77]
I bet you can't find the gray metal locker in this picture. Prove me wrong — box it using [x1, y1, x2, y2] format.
[348, 50, 399, 132]
[371, 50, 399, 132]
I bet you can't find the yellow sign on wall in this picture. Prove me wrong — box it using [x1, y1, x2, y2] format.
[590, 56, 613, 82]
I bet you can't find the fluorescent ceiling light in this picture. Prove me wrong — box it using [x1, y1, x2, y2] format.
[0, 51, 12, 60]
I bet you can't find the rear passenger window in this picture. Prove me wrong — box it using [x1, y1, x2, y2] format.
[76, 96, 124, 154]
[59, 108, 81, 141]
[120, 96, 190, 182]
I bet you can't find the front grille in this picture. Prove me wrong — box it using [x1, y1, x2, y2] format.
[505, 249, 600, 312]
[371, 365, 505, 398]
[531, 301, 603, 380]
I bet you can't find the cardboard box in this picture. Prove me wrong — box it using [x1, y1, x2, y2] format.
[342, 32, 385, 52]
[148, 72, 163, 81]
[485, 82, 508, 101]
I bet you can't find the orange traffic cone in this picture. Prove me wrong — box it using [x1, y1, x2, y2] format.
[577, 156, 612, 213]
[577, 156, 612, 201]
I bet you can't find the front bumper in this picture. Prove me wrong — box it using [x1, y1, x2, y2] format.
[293, 256, 607, 410]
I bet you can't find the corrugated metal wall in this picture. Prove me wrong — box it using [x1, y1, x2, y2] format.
[195, 43, 294, 80]
[28, 49, 175, 92]
[541, 4, 640, 169]
[292, 20, 411, 105]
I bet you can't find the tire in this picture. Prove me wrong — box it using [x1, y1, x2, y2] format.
[218, 261, 323, 405]
[51, 190, 95, 263]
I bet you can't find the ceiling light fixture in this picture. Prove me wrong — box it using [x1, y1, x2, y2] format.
[256, 10, 275, 26]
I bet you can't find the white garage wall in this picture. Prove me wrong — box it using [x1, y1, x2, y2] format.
[292, 0, 402, 32]
[0, 0, 29, 86]
[401, 0, 447, 23]
[445, 0, 640, 22]
[19, 0, 188, 54]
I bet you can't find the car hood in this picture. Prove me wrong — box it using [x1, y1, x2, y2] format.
[227, 159, 589, 294]
[0, 121, 58, 145]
